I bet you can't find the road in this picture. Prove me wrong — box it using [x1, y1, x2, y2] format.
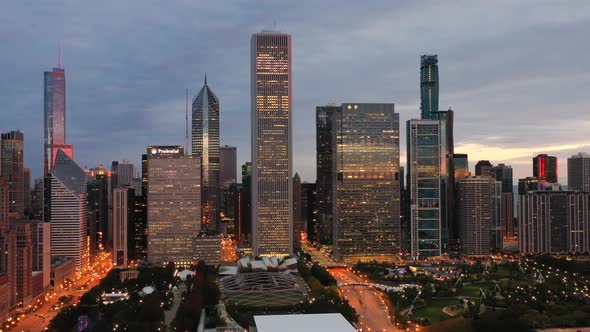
[9, 252, 113, 332]
[330, 268, 400, 332]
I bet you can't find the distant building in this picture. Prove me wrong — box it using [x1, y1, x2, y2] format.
[23, 168, 31, 217]
[457, 177, 501, 256]
[293, 174, 302, 250]
[334, 103, 400, 263]
[251, 31, 293, 257]
[49, 150, 88, 269]
[115, 163, 134, 188]
[15, 222, 33, 307]
[568, 152, 590, 192]
[220, 145, 237, 191]
[1, 131, 25, 220]
[301, 183, 317, 242]
[533, 154, 558, 183]
[315, 105, 338, 245]
[420, 55, 439, 120]
[492, 164, 513, 193]
[234, 163, 251, 245]
[28, 220, 51, 290]
[113, 188, 134, 268]
[147, 146, 200, 266]
[519, 191, 590, 254]
[492, 164, 514, 246]
[453, 154, 469, 181]
[475, 160, 493, 177]
[193, 77, 220, 232]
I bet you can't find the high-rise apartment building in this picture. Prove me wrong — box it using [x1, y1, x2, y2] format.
[44, 63, 73, 175]
[192, 77, 220, 232]
[1, 131, 25, 220]
[568, 152, 590, 192]
[251, 31, 292, 257]
[519, 191, 590, 254]
[491, 163, 514, 246]
[234, 162, 252, 245]
[334, 103, 400, 263]
[475, 160, 493, 177]
[147, 146, 200, 266]
[420, 55, 439, 120]
[453, 154, 469, 181]
[408, 119, 442, 258]
[533, 154, 558, 183]
[23, 168, 31, 217]
[315, 105, 338, 245]
[113, 188, 134, 268]
[492, 164, 513, 193]
[29, 220, 50, 289]
[457, 177, 501, 256]
[49, 150, 88, 269]
[15, 222, 32, 307]
[220, 145, 237, 190]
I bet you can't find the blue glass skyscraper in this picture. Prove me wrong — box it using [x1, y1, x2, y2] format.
[420, 55, 439, 120]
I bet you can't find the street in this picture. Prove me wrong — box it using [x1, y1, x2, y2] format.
[8, 252, 112, 332]
[330, 268, 400, 332]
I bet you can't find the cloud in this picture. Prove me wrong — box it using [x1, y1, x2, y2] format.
[0, 0, 589, 184]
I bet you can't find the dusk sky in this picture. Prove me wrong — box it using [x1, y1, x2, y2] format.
[1, 1, 589, 184]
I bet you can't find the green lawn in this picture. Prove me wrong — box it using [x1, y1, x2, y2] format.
[412, 298, 458, 323]
[491, 266, 512, 279]
[460, 282, 492, 297]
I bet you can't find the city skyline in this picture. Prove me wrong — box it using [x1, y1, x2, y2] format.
[2, 1, 590, 185]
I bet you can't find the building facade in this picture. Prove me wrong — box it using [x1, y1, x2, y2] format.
[475, 160, 493, 177]
[220, 145, 237, 190]
[147, 146, 200, 266]
[408, 119, 442, 259]
[44, 64, 71, 175]
[49, 150, 88, 269]
[251, 31, 292, 257]
[334, 103, 400, 263]
[292, 174, 302, 250]
[192, 78, 220, 232]
[315, 105, 338, 245]
[113, 188, 134, 268]
[1, 131, 25, 220]
[453, 154, 469, 181]
[519, 191, 590, 254]
[533, 154, 558, 184]
[568, 152, 590, 192]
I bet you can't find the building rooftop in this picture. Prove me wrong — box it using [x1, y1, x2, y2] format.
[253, 314, 355, 332]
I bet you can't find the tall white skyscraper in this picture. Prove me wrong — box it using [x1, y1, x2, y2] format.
[49, 150, 88, 269]
[251, 31, 292, 257]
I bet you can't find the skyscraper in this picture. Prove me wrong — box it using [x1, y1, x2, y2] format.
[568, 152, 590, 192]
[49, 150, 88, 269]
[519, 191, 590, 254]
[113, 187, 134, 268]
[301, 182, 317, 242]
[114, 162, 134, 188]
[533, 154, 558, 183]
[220, 145, 237, 191]
[457, 177, 501, 256]
[453, 154, 469, 180]
[492, 163, 514, 246]
[408, 119, 441, 258]
[334, 103, 400, 263]
[23, 168, 31, 217]
[293, 173, 302, 250]
[0, 131, 25, 220]
[147, 146, 200, 266]
[492, 164, 513, 193]
[234, 162, 252, 245]
[44, 62, 72, 175]
[251, 31, 292, 257]
[315, 105, 338, 245]
[475, 160, 493, 177]
[192, 77, 220, 232]
[420, 55, 439, 120]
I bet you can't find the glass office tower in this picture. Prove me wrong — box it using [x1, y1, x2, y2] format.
[420, 55, 439, 120]
[192, 77, 220, 232]
[251, 31, 292, 257]
[408, 119, 442, 258]
[333, 103, 400, 263]
[44, 66, 67, 175]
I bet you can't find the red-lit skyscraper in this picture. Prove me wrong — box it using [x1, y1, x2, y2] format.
[533, 154, 558, 183]
[44, 57, 73, 175]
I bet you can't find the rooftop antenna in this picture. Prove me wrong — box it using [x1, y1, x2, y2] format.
[204, 73, 207, 85]
[185, 88, 189, 155]
[273, 19, 277, 30]
[58, 41, 62, 69]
